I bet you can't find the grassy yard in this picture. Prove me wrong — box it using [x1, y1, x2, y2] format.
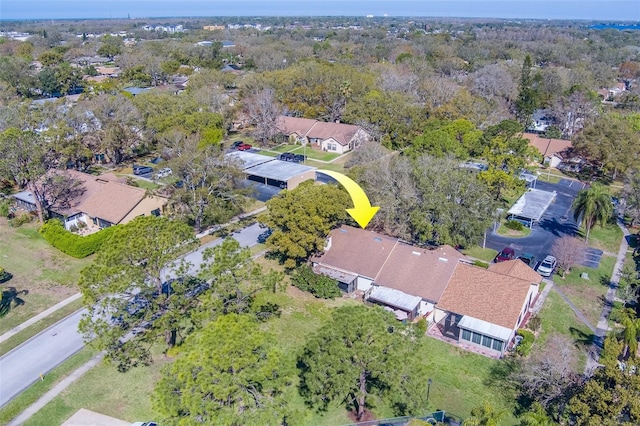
[0, 220, 91, 334]
[22, 280, 519, 425]
[462, 246, 498, 262]
[580, 222, 624, 254]
[554, 255, 616, 328]
[496, 224, 532, 238]
[535, 291, 591, 371]
[268, 144, 342, 162]
[536, 172, 562, 184]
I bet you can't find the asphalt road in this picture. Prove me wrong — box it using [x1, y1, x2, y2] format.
[0, 223, 263, 408]
[0, 309, 86, 407]
[484, 179, 586, 265]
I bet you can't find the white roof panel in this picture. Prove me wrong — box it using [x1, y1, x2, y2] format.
[458, 315, 513, 341]
[507, 188, 556, 221]
[368, 285, 421, 312]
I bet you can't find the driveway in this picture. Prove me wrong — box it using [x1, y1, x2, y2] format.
[0, 223, 264, 407]
[484, 179, 585, 264]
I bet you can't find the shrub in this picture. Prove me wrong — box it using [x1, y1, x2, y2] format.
[291, 265, 341, 299]
[0, 198, 11, 217]
[39, 219, 116, 258]
[505, 220, 524, 231]
[527, 315, 541, 332]
[516, 329, 535, 356]
[472, 260, 489, 269]
[8, 212, 34, 227]
[415, 318, 428, 335]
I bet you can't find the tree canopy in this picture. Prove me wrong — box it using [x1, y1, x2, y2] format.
[298, 305, 428, 421]
[78, 215, 198, 370]
[152, 313, 294, 426]
[263, 180, 351, 268]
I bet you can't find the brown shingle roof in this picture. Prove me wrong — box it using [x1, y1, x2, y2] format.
[374, 243, 467, 302]
[276, 115, 363, 146]
[275, 116, 317, 137]
[488, 259, 543, 284]
[522, 133, 572, 158]
[437, 263, 533, 329]
[44, 170, 148, 224]
[306, 121, 361, 146]
[312, 225, 398, 279]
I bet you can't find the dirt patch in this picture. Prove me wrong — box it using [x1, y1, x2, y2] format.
[347, 408, 376, 423]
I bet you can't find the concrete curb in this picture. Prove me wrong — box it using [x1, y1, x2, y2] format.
[0, 293, 82, 344]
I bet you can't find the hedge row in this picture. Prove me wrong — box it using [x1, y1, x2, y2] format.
[39, 219, 116, 258]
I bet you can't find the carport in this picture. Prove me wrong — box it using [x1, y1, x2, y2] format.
[226, 151, 316, 190]
[507, 188, 557, 228]
[243, 160, 316, 190]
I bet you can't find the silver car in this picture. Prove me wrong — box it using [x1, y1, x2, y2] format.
[537, 255, 557, 277]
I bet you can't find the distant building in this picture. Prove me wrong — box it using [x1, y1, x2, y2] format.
[203, 25, 225, 31]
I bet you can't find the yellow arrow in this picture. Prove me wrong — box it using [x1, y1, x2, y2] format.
[316, 170, 379, 228]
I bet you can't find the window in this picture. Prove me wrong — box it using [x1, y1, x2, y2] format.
[461, 329, 471, 341]
[492, 339, 503, 352]
[482, 335, 492, 348]
[472, 332, 482, 344]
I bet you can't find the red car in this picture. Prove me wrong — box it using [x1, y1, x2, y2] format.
[495, 247, 515, 262]
[237, 143, 252, 151]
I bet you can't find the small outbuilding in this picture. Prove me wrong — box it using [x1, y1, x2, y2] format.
[226, 151, 316, 190]
[507, 188, 557, 228]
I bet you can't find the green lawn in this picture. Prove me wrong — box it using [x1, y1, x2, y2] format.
[580, 222, 624, 254]
[554, 255, 616, 328]
[0, 221, 91, 334]
[536, 291, 591, 371]
[23, 282, 519, 425]
[462, 246, 498, 262]
[267, 144, 341, 162]
[496, 224, 532, 238]
[536, 172, 562, 184]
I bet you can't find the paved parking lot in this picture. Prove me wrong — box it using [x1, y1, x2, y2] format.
[484, 179, 587, 265]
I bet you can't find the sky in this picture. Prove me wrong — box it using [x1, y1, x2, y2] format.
[1, 0, 639, 21]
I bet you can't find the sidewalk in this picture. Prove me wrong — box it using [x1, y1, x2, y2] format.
[584, 218, 630, 375]
[6, 352, 104, 426]
[0, 293, 82, 344]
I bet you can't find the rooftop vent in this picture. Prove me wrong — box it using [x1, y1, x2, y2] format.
[438, 257, 448, 262]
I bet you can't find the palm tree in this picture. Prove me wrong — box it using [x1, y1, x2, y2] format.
[572, 183, 613, 242]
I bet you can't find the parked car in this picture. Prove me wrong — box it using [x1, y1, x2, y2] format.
[293, 154, 306, 163]
[230, 140, 244, 149]
[131, 422, 157, 426]
[495, 247, 515, 262]
[279, 152, 295, 161]
[133, 165, 154, 175]
[258, 229, 273, 244]
[237, 143, 252, 151]
[153, 168, 172, 179]
[517, 253, 536, 268]
[536, 255, 557, 277]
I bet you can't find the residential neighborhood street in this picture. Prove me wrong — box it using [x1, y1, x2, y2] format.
[0, 223, 264, 408]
